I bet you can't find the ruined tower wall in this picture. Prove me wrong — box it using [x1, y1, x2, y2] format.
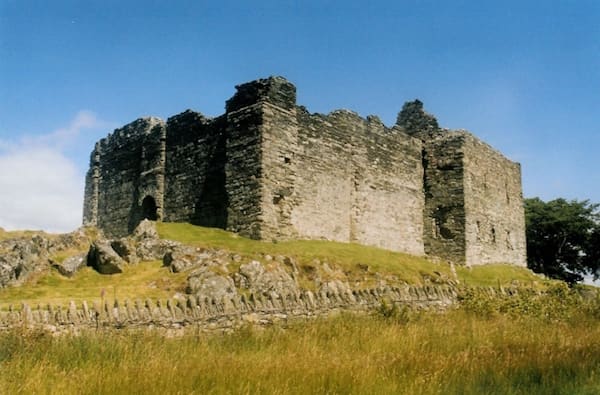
[82, 145, 100, 227]
[83, 117, 166, 237]
[223, 104, 266, 239]
[138, 120, 166, 221]
[419, 130, 527, 266]
[223, 77, 299, 240]
[291, 110, 425, 254]
[259, 102, 299, 240]
[162, 111, 228, 229]
[462, 135, 527, 266]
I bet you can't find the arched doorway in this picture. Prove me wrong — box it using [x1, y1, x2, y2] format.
[141, 196, 158, 221]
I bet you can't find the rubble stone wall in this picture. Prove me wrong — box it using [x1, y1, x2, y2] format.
[0, 285, 459, 332]
[260, 102, 299, 240]
[163, 111, 228, 229]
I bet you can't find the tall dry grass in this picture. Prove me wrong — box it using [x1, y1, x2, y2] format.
[1, 291, 599, 395]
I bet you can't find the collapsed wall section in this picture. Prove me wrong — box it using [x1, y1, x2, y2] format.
[463, 136, 526, 266]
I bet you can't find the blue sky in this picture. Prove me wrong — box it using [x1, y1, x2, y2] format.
[1, 0, 599, 232]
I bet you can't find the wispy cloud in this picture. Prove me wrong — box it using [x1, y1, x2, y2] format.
[0, 111, 109, 233]
[4, 110, 109, 151]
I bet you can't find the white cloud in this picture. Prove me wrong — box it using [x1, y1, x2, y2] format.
[0, 148, 83, 232]
[0, 111, 107, 233]
[19, 110, 108, 150]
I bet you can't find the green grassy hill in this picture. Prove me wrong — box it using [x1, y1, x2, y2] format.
[0, 222, 549, 308]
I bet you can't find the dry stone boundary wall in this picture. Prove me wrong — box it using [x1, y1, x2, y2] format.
[1, 285, 461, 332]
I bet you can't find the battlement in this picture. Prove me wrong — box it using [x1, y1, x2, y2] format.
[83, 77, 526, 266]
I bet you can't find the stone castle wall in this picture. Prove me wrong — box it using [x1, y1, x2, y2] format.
[259, 101, 299, 240]
[83, 117, 166, 237]
[163, 111, 228, 228]
[463, 135, 527, 266]
[291, 109, 424, 254]
[83, 76, 526, 266]
[420, 132, 468, 264]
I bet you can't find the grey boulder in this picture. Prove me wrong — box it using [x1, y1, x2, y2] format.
[237, 260, 299, 296]
[54, 253, 87, 277]
[87, 241, 125, 274]
[186, 269, 237, 300]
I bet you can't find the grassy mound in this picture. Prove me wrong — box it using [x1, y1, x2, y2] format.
[157, 222, 546, 287]
[0, 222, 548, 308]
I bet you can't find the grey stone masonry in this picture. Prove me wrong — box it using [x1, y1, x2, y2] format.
[0, 285, 460, 332]
[83, 76, 526, 266]
[83, 117, 166, 237]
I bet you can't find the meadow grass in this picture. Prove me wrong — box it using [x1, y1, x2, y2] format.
[0, 261, 188, 309]
[0, 306, 598, 395]
[456, 263, 550, 288]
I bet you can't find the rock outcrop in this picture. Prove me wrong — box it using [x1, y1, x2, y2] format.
[187, 270, 237, 300]
[86, 220, 179, 274]
[237, 260, 299, 297]
[0, 228, 92, 287]
[163, 245, 215, 273]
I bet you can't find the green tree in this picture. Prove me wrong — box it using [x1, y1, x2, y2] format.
[525, 198, 600, 283]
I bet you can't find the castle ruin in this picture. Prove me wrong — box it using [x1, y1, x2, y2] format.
[83, 76, 526, 266]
